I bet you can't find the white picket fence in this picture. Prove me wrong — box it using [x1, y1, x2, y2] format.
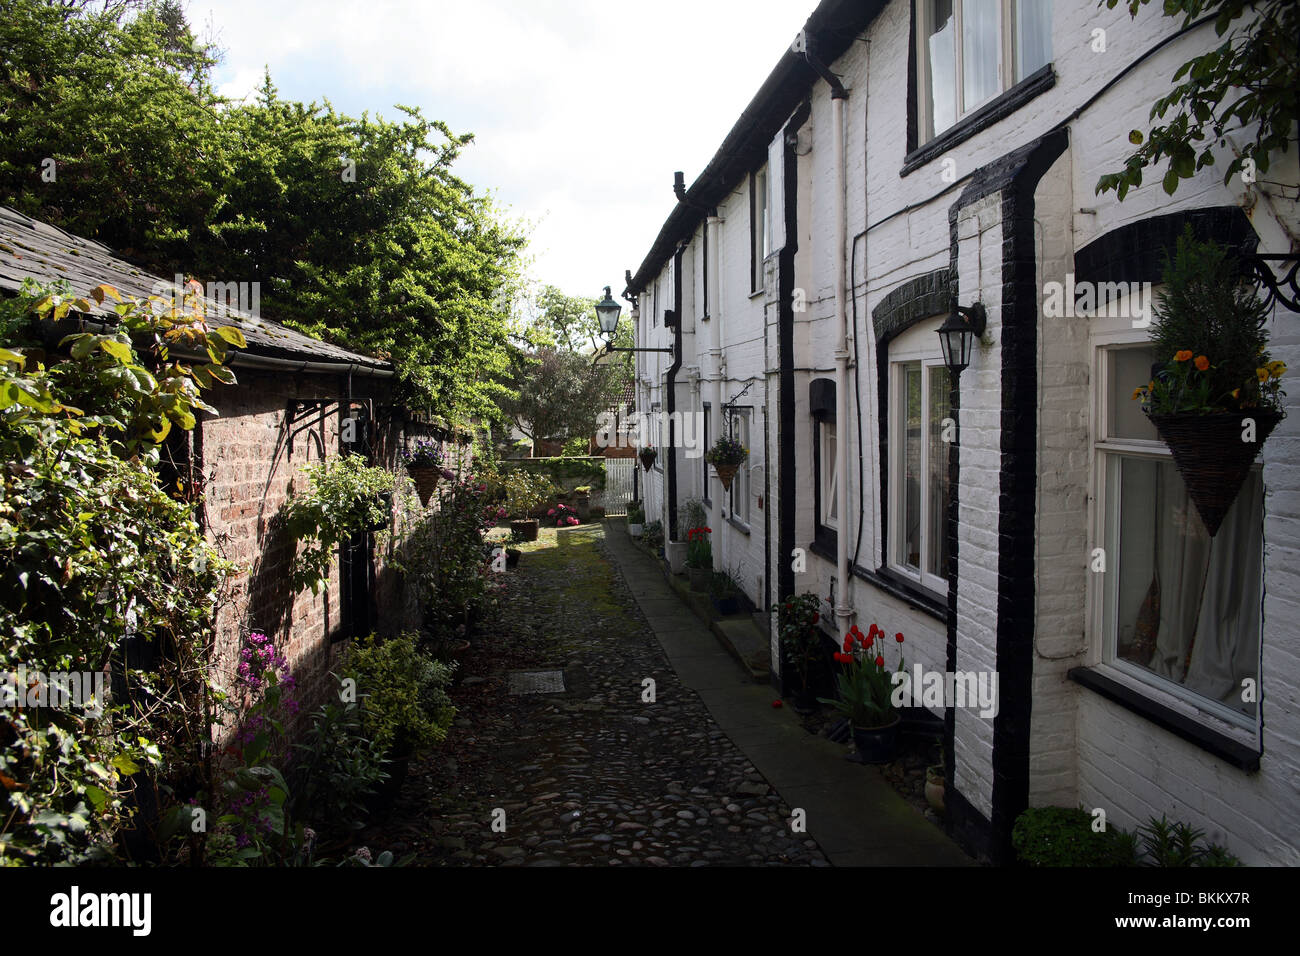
[599, 458, 634, 516]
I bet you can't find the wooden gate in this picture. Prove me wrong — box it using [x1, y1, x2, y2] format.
[600, 457, 634, 516]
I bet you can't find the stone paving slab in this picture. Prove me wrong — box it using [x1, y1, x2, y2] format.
[603, 520, 975, 868]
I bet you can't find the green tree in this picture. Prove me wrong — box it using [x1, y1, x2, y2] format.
[0, 0, 526, 424]
[1096, 0, 1298, 199]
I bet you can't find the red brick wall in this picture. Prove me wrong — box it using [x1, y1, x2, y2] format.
[201, 370, 351, 732]
[198, 372, 474, 738]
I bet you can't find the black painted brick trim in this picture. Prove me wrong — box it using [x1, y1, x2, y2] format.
[872, 268, 953, 343]
[1073, 205, 1259, 287]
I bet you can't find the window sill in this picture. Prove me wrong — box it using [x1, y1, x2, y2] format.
[901, 64, 1056, 177]
[851, 565, 950, 624]
[727, 515, 751, 536]
[1068, 666, 1260, 772]
[749, 288, 765, 300]
[808, 534, 838, 565]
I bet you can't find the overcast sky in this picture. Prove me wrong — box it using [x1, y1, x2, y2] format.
[190, 0, 811, 304]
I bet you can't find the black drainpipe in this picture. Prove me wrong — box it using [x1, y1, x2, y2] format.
[666, 243, 685, 542]
[776, 100, 812, 612]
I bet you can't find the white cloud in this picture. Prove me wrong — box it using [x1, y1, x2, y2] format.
[192, 0, 810, 297]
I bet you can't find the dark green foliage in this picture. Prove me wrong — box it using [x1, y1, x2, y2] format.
[1013, 807, 1244, 866]
[1097, 0, 1298, 199]
[1012, 808, 1139, 867]
[344, 634, 456, 755]
[289, 694, 390, 838]
[1151, 230, 1269, 375]
[0, 0, 526, 422]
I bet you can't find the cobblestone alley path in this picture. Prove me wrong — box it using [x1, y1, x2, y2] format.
[369, 522, 830, 867]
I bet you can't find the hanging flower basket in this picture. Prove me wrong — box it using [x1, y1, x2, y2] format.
[1146, 409, 1282, 536]
[406, 465, 441, 507]
[705, 434, 748, 492]
[638, 447, 658, 471]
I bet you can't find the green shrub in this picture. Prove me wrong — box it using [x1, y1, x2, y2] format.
[1011, 807, 1137, 867]
[345, 633, 456, 754]
[642, 520, 664, 550]
[289, 689, 390, 837]
[0, 283, 238, 864]
[1013, 807, 1244, 867]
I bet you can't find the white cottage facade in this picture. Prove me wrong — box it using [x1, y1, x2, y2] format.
[626, 0, 1299, 864]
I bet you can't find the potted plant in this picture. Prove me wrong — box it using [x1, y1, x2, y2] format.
[705, 434, 748, 491]
[708, 570, 741, 616]
[685, 526, 713, 590]
[548, 502, 581, 527]
[665, 536, 688, 574]
[402, 438, 452, 507]
[1133, 229, 1286, 535]
[501, 469, 555, 542]
[643, 520, 664, 554]
[573, 485, 593, 522]
[638, 445, 658, 472]
[818, 623, 905, 764]
[627, 501, 645, 537]
[779, 593, 825, 714]
[282, 453, 397, 595]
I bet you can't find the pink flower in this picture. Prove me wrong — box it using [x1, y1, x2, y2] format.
[547, 508, 556, 516]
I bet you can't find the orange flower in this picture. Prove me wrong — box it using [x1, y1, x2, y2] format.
[1174, 350, 1193, 362]
[1131, 386, 1145, 401]
[1257, 368, 1269, 383]
[1194, 355, 1209, 371]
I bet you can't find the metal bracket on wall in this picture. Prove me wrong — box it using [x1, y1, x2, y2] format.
[286, 399, 341, 458]
[1239, 251, 1300, 315]
[721, 381, 755, 431]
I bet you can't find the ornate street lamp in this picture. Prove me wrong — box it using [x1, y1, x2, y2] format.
[937, 301, 987, 374]
[593, 285, 673, 358]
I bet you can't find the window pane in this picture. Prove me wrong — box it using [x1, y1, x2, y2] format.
[927, 0, 957, 135]
[927, 366, 951, 579]
[1111, 457, 1261, 718]
[962, 0, 1000, 112]
[1014, 0, 1052, 81]
[903, 363, 922, 569]
[1109, 347, 1160, 442]
[823, 423, 838, 527]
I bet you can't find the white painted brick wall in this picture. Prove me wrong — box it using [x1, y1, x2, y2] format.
[630, 0, 1299, 858]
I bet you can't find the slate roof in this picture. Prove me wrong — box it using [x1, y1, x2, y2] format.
[0, 205, 390, 370]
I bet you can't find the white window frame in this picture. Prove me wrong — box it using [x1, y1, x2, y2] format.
[728, 409, 752, 528]
[819, 420, 838, 531]
[887, 331, 949, 595]
[915, 0, 1051, 143]
[750, 167, 768, 294]
[1088, 332, 1263, 739]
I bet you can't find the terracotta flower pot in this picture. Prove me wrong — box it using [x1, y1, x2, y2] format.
[925, 764, 946, 813]
[714, 463, 739, 491]
[407, 465, 441, 507]
[1146, 409, 1282, 536]
[687, 566, 712, 591]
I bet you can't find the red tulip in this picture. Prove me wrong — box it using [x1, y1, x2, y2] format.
[895, 632, 904, 643]
[772, 699, 783, 708]
[842, 637, 852, 654]
[850, 624, 861, 635]
[875, 655, 885, 667]
[811, 612, 819, 623]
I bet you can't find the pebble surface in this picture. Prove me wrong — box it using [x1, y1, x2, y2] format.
[366, 524, 830, 867]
